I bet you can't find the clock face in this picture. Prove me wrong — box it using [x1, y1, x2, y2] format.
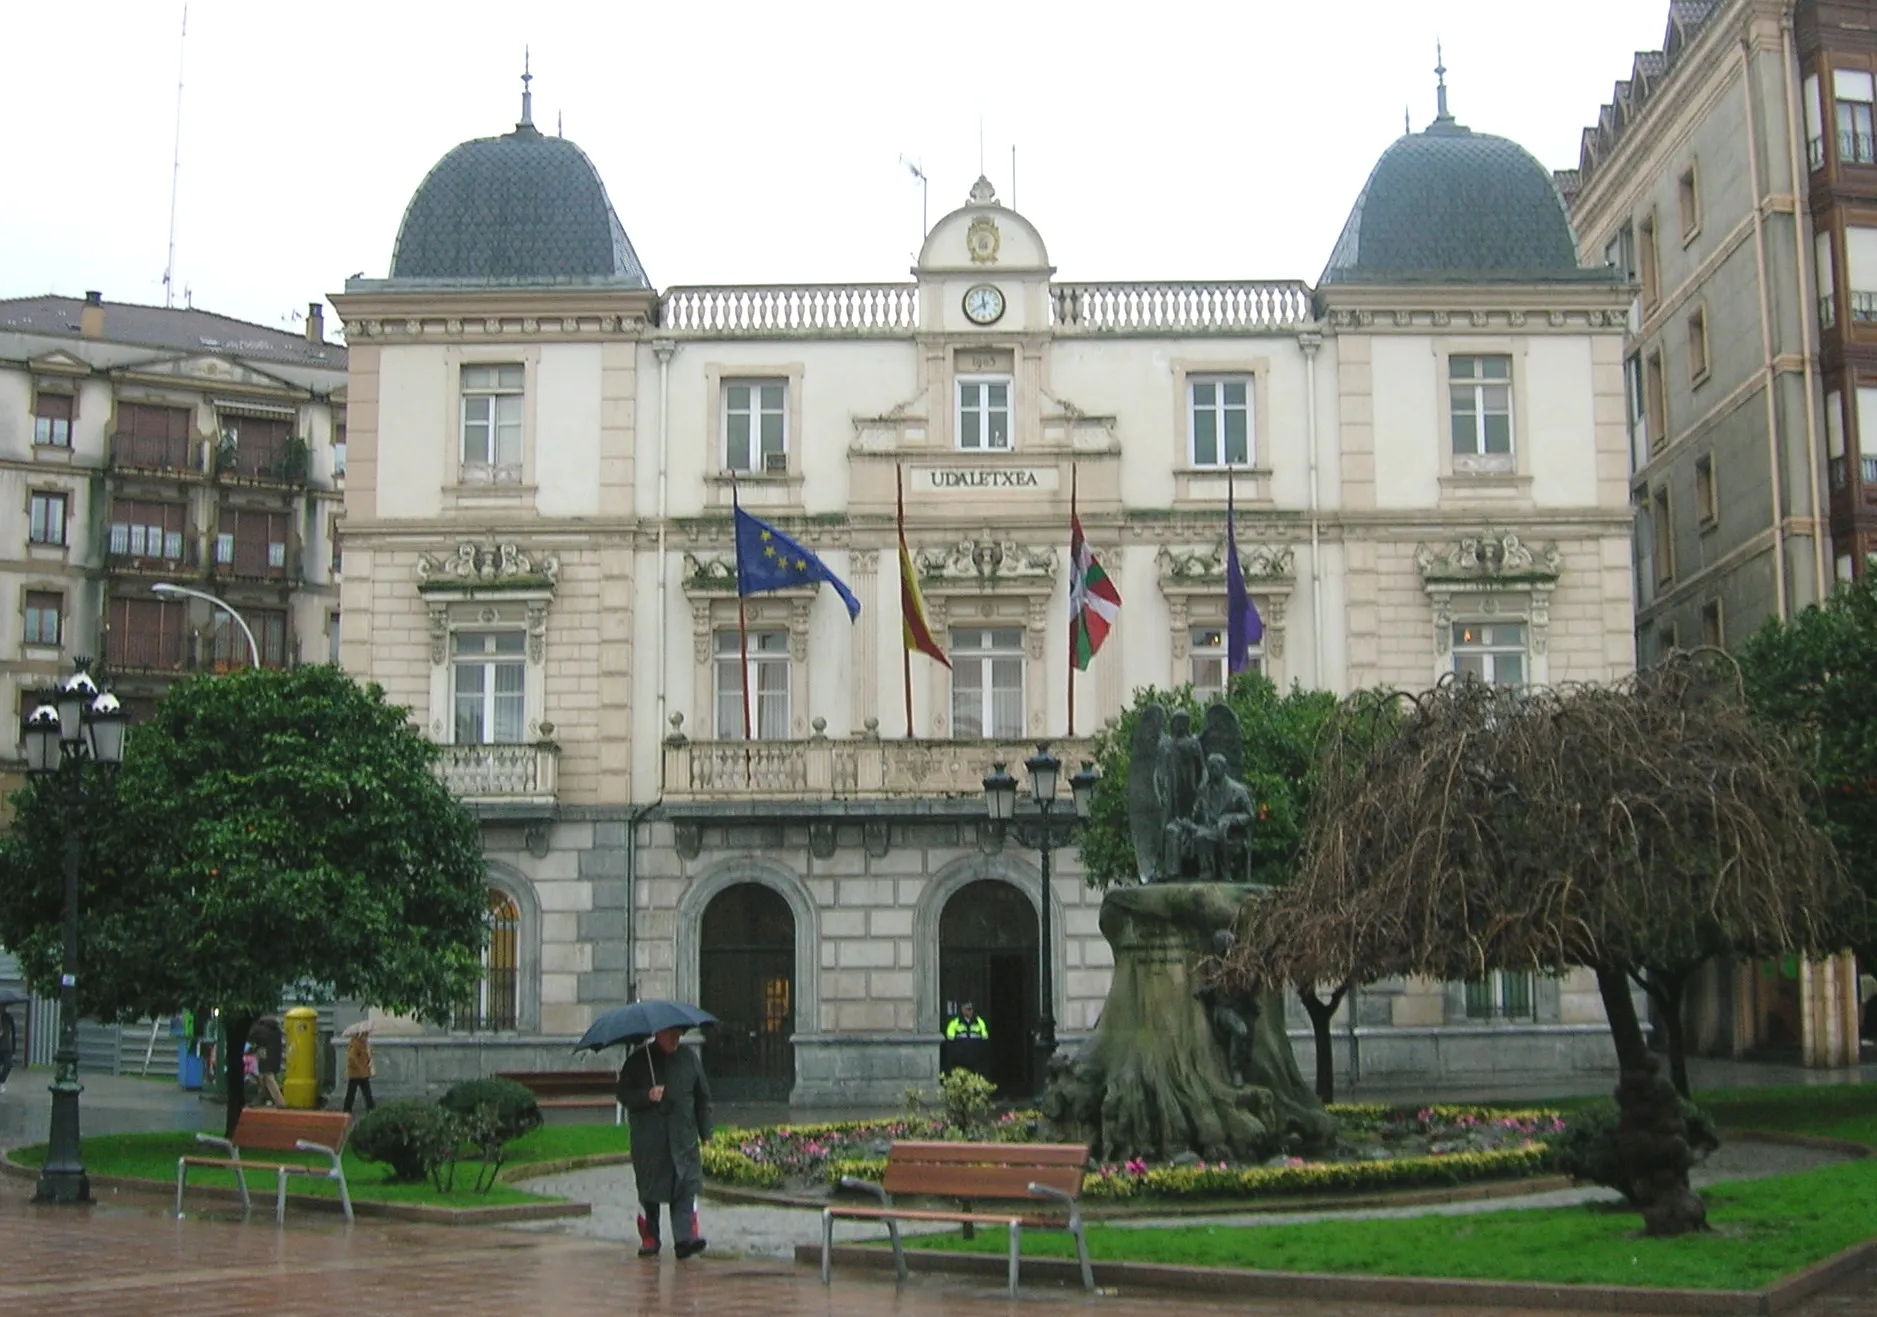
[963, 284, 1006, 325]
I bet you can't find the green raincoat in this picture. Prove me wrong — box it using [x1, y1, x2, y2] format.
[617, 1043, 713, 1203]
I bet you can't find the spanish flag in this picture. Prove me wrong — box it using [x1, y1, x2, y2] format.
[898, 467, 949, 669]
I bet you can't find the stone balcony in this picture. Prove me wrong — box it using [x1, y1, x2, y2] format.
[437, 742, 559, 819]
[660, 734, 1099, 804]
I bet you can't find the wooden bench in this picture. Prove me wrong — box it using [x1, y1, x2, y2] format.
[821, 1141, 1092, 1294]
[175, 1108, 354, 1224]
[495, 1070, 622, 1124]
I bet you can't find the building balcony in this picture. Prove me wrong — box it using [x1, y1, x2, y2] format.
[661, 734, 1098, 804]
[109, 434, 201, 476]
[438, 742, 559, 818]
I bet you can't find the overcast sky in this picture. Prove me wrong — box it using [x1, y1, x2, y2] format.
[5, 1, 1673, 336]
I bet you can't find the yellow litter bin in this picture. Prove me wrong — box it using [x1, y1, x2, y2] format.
[282, 1007, 320, 1109]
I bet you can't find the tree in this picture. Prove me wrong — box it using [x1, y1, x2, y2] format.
[1224, 655, 1861, 1236]
[1079, 676, 1360, 1099]
[0, 665, 490, 1133]
[1737, 580, 1877, 967]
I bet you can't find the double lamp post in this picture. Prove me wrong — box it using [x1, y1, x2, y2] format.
[982, 744, 1099, 1096]
[21, 666, 129, 1205]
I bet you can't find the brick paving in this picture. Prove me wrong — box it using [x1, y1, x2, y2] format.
[2, 1175, 1873, 1317]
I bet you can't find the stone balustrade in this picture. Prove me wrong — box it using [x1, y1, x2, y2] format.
[660, 284, 919, 336]
[1050, 281, 1315, 333]
[662, 735, 1099, 802]
[438, 742, 559, 806]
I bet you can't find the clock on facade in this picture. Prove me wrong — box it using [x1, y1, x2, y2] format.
[962, 284, 1006, 325]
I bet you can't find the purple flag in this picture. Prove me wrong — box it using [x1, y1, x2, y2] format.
[1226, 476, 1263, 673]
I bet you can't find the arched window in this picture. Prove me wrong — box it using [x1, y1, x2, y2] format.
[457, 888, 520, 1032]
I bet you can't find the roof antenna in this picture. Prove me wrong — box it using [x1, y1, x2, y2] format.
[162, 3, 188, 309]
[901, 155, 929, 239]
[519, 47, 534, 130]
[1434, 40, 1453, 124]
[1404, 105, 1411, 134]
[557, 110, 563, 137]
[1011, 144, 1018, 210]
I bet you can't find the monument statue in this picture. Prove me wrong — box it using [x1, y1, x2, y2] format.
[1132, 702, 1256, 883]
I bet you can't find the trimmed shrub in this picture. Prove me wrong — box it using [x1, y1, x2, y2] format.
[939, 1067, 997, 1137]
[438, 1077, 544, 1144]
[350, 1100, 460, 1184]
[1553, 1098, 1720, 1203]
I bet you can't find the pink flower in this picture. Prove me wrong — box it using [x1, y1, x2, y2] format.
[1124, 1158, 1148, 1177]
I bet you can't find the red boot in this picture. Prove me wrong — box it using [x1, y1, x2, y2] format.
[636, 1213, 659, 1258]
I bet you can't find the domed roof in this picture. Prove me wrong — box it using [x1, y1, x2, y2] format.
[1321, 109, 1594, 287]
[390, 103, 649, 287]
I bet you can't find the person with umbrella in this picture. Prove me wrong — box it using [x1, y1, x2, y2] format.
[341, 1021, 377, 1115]
[617, 1022, 713, 1258]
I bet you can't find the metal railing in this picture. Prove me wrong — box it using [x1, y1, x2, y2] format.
[662, 734, 1097, 802]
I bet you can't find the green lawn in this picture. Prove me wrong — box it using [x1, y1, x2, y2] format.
[7, 1121, 633, 1210]
[1697, 1085, 1877, 1149]
[906, 1159, 1877, 1292]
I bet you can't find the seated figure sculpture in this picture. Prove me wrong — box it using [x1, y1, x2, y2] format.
[1164, 752, 1256, 884]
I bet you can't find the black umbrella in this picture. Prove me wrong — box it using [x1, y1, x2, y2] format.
[0, 987, 30, 1007]
[573, 999, 716, 1053]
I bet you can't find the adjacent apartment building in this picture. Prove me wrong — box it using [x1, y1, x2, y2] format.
[1559, 0, 1862, 1066]
[330, 78, 1640, 1104]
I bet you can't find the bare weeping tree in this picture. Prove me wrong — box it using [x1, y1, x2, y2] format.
[1223, 653, 1862, 1237]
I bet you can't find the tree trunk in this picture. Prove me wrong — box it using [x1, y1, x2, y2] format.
[223, 1012, 253, 1138]
[1038, 884, 1334, 1162]
[1297, 983, 1348, 1104]
[1633, 968, 1692, 1100]
[1595, 964, 1707, 1237]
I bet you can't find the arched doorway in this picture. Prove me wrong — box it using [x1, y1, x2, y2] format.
[939, 879, 1038, 1096]
[699, 883, 795, 1101]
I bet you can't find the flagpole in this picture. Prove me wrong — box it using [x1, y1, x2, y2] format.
[733, 480, 753, 743]
[898, 464, 915, 740]
[1067, 463, 1077, 738]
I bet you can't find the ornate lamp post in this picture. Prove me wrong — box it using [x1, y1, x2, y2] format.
[21, 664, 129, 1205]
[982, 744, 1100, 1096]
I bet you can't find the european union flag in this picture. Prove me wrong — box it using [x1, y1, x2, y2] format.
[734, 506, 862, 621]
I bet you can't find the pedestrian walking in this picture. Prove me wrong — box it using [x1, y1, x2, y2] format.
[617, 1025, 712, 1259]
[0, 1006, 16, 1092]
[343, 1024, 377, 1114]
[248, 1016, 285, 1107]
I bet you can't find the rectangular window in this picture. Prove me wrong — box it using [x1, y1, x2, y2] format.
[1688, 307, 1710, 384]
[1644, 350, 1667, 451]
[1625, 352, 1648, 468]
[218, 414, 291, 479]
[24, 591, 62, 647]
[330, 517, 343, 576]
[1847, 227, 1877, 322]
[1695, 454, 1719, 527]
[106, 596, 186, 671]
[108, 499, 186, 560]
[723, 381, 787, 474]
[1701, 599, 1724, 649]
[956, 376, 1011, 451]
[1451, 622, 1526, 687]
[714, 629, 790, 739]
[1653, 488, 1675, 587]
[208, 607, 288, 669]
[1604, 222, 1637, 281]
[460, 364, 524, 478]
[1678, 166, 1700, 241]
[1639, 213, 1661, 307]
[328, 610, 342, 666]
[1449, 355, 1514, 470]
[1806, 72, 1825, 170]
[113, 401, 192, 470]
[1465, 973, 1535, 1021]
[453, 630, 527, 745]
[1818, 230, 1838, 327]
[214, 508, 288, 578]
[1189, 624, 1261, 701]
[28, 491, 68, 546]
[33, 392, 73, 448]
[1187, 376, 1253, 468]
[332, 422, 347, 479]
[1829, 389, 1847, 488]
[951, 626, 1024, 737]
[1836, 68, 1876, 165]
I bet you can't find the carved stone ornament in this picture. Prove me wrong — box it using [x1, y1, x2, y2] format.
[915, 538, 1057, 585]
[674, 823, 703, 862]
[416, 541, 561, 589]
[427, 601, 450, 665]
[526, 601, 549, 663]
[966, 213, 1002, 264]
[1157, 541, 1296, 585]
[684, 552, 739, 593]
[808, 822, 838, 860]
[1508, 310, 1527, 327]
[864, 821, 890, 859]
[1431, 310, 1452, 327]
[1415, 532, 1563, 583]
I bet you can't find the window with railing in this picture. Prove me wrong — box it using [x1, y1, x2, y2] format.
[112, 402, 192, 470]
[213, 508, 289, 579]
[108, 499, 187, 561]
[1464, 972, 1535, 1021]
[33, 392, 73, 448]
[1837, 68, 1877, 164]
[217, 414, 293, 479]
[208, 607, 287, 670]
[455, 889, 520, 1032]
[106, 596, 186, 671]
[1806, 72, 1825, 171]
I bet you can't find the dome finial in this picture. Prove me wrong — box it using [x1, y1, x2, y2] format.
[519, 47, 535, 130]
[1434, 40, 1452, 124]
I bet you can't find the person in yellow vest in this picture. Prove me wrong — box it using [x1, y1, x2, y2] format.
[944, 1001, 989, 1042]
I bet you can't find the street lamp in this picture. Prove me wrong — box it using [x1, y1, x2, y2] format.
[21, 663, 129, 1205]
[982, 743, 1099, 1096]
[150, 582, 260, 668]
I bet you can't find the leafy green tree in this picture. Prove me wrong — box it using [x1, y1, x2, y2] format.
[0, 665, 489, 1133]
[1737, 579, 1877, 966]
[1079, 675, 1355, 1097]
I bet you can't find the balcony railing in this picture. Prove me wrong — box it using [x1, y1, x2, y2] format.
[110, 434, 196, 473]
[1852, 291, 1877, 323]
[1841, 128, 1876, 166]
[438, 742, 559, 807]
[1050, 281, 1314, 333]
[660, 284, 919, 336]
[106, 632, 188, 673]
[662, 735, 1098, 803]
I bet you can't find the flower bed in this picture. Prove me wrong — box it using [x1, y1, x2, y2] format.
[706, 1104, 1568, 1201]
